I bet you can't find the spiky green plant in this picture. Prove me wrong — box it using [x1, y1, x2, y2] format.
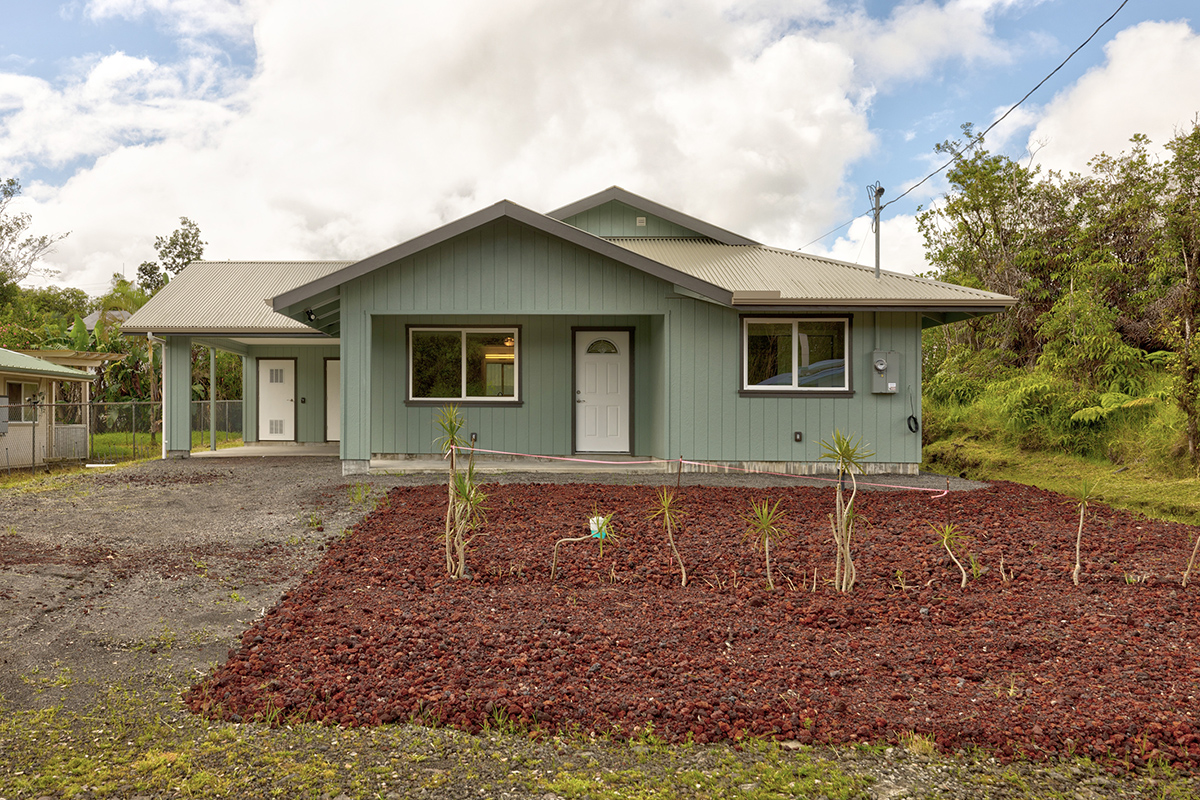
[931, 522, 969, 589]
[743, 498, 789, 590]
[649, 488, 687, 587]
[1072, 478, 1102, 586]
[435, 405, 487, 578]
[819, 430, 873, 593]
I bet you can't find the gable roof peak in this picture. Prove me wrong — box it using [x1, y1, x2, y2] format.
[548, 186, 760, 247]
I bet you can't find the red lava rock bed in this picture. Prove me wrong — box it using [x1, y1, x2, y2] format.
[184, 481, 1200, 772]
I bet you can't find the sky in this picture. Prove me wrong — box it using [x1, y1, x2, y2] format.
[1, 0, 1198, 297]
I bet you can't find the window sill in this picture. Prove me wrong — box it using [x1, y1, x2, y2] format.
[738, 389, 855, 399]
[405, 399, 524, 408]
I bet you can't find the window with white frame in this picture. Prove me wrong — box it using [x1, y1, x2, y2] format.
[742, 318, 848, 391]
[409, 327, 518, 401]
[5, 381, 39, 421]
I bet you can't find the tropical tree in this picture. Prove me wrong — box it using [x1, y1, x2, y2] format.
[0, 177, 68, 289]
[137, 216, 206, 293]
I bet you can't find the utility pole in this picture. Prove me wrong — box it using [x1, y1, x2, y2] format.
[869, 182, 885, 279]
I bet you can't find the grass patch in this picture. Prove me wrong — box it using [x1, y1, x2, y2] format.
[924, 436, 1200, 526]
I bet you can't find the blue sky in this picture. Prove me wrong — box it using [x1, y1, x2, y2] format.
[1, 0, 1197, 294]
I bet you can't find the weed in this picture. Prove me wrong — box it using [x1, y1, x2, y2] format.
[890, 569, 913, 591]
[899, 730, 938, 756]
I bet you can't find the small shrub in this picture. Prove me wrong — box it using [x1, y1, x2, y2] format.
[743, 498, 789, 590]
[649, 488, 687, 587]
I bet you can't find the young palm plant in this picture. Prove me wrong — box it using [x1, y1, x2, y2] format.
[931, 522, 969, 589]
[650, 488, 687, 587]
[435, 405, 487, 579]
[743, 498, 789, 590]
[1072, 478, 1102, 586]
[819, 430, 873, 593]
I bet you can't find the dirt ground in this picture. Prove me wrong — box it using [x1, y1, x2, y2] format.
[2, 457, 1192, 799]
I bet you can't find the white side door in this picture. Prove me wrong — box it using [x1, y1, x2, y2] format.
[325, 359, 341, 442]
[258, 359, 295, 441]
[575, 331, 630, 453]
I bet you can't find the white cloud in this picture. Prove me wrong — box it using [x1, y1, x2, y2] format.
[84, 0, 255, 41]
[10, 0, 1040, 293]
[0, 51, 242, 176]
[1026, 20, 1200, 175]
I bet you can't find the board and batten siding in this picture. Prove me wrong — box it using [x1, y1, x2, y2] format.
[663, 305, 923, 468]
[561, 200, 702, 238]
[369, 314, 660, 457]
[241, 344, 340, 443]
[334, 216, 924, 470]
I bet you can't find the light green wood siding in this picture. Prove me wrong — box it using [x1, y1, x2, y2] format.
[242, 344, 340, 444]
[162, 336, 192, 453]
[336, 216, 924, 467]
[369, 314, 659, 456]
[662, 304, 922, 465]
[562, 200, 703, 238]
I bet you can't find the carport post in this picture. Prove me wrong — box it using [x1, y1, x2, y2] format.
[209, 347, 216, 451]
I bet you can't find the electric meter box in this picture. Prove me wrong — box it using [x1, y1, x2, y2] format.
[871, 350, 899, 394]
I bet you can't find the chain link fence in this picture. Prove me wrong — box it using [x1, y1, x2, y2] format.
[0, 399, 244, 472]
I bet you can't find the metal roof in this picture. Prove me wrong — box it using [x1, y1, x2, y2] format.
[123, 261, 352, 335]
[606, 238, 1015, 309]
[0, 348, 94, 381]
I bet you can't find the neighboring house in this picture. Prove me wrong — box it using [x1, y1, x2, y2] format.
[1, 348, 96, 468]
[123, 187, 1014, 475]
[82, 308, 133, 332]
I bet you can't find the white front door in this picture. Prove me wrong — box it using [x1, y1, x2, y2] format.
[575, 330, 630, 453]
[258, 359, 295, 441]
[325, 359, 341, 442]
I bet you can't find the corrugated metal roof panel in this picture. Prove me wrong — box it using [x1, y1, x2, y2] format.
[123, 261, 351, 334]
[0, 348, 94, 380]
[606, 238, 1014, 307]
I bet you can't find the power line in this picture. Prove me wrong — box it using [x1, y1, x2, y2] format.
[799, 0, 1129, 250]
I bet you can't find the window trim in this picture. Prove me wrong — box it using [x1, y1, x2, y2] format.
[739, 315, 854, 397]
[405, 325, 523, 406]
[5, 381, 39, 423]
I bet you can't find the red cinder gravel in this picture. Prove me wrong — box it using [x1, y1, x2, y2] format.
[184, 481, 1200, 772]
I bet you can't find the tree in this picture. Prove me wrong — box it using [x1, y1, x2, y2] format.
[0, 178, 68, 288]
[138, 217, 206, 293]
[1159, 124, 1200, 466]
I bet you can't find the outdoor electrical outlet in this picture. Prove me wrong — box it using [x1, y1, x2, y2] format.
[794, 431, 803, 443]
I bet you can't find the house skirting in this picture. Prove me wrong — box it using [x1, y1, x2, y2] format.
[366, 453, 919, 476]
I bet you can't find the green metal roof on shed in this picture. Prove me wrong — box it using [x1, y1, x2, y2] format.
[123, 261, 352, 336]
[0, 348, 94, 381]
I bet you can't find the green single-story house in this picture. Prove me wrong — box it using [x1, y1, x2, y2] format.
[122, 187, 1013, 476]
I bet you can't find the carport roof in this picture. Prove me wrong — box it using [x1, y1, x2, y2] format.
[122, 261, 351, 336]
